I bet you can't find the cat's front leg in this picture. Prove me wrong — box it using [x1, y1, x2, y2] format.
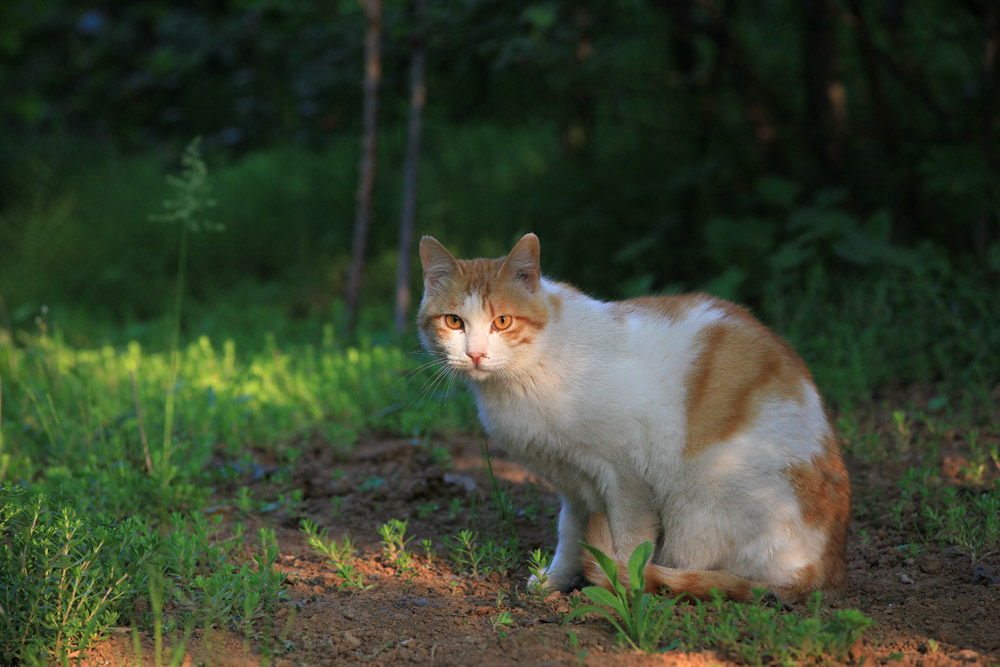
[530, 496, 588, 592]
[605, 480, 660, 560]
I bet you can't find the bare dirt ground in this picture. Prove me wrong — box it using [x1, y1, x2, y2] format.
[84, 402, 999, 667]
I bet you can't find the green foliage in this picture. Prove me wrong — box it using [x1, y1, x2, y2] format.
[565, 541, 668, 653]
[300, 519, 370, 592]
[378, 518, 416, 572]
[566, 542, 873, 663]
[895, 467, 1000, 562]
[164, 521, 286, 633]
[444, 529, 517, 579]
[526, 548, 553, 598]
[0, 486, 151, 664]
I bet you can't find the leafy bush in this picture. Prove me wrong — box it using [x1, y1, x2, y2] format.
[0, 485, 151, 664]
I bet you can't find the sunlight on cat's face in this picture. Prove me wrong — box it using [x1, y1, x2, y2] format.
[418, 235, 548, 384]
[424, 295, 520, 381]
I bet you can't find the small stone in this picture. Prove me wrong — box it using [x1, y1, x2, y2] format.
[342, 609, 357, 621]
[956, 649, 980, 662]
[312, 585, 324, 593]
[276, 606, 289, 618]
[899, 573, 914, 584]
[443, 473, 478, 493]
[919, 556, 942, 574]
[342, 630, 362, 647]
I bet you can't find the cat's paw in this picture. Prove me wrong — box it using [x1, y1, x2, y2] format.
[528, 569, 583, 593]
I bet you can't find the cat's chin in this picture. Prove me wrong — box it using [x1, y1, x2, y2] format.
[464, 367, 496, 382]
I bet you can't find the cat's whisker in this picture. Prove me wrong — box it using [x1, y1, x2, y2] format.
[400, 357, 448, 386]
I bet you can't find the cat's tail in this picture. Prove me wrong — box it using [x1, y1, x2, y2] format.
[580, 513, 809, 604]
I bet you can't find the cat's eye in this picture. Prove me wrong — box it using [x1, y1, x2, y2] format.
[492, 315, 513, 331]
[443, 314, 464, 330]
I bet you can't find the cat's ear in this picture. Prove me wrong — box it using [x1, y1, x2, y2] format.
[419, 236, 461, 294]
[499, 233, 541, 293]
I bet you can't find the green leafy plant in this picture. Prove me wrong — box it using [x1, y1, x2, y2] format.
[565, 541, 671, 652]
[300, 519, 370, 591]
[445, 529, 487, 578]
[526, 548, 553, 598]
[0, 486, 151, 663]
[492, 610, 514, 631]
[378, 518, 416, 572]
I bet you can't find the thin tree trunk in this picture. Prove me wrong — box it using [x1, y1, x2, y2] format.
[395, 0, 428, 335]
[802, 0, 844, 181]
[847, 0, 898, 160]
[977, 2, 998, 263]
[561, 0, 594, 158]
[347, 0, 382, 333]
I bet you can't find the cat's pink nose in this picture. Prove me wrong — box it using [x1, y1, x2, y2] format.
[467, 352, 485, 368]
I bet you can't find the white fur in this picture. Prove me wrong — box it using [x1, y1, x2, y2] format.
[424, 278, 830, 591]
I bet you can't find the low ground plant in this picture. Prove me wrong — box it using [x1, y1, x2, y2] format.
[0, 486, 151, 664]
[567, 541, 873, 663]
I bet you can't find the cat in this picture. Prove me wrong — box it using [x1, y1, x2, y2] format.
[417, 233, 849, 602]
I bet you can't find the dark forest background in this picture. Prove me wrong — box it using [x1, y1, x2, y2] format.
[0, 0, 997, 382]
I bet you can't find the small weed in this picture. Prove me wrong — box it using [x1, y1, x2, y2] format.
[234, 486, 254, 517]
[567, 629, 589, 666]
[492, 610, 514, 631]
[417, 501, 438, 518]
[526, 548, 553, 598]
[330, 496, 345, 518]
[421, 538, 436, 564]
[565, 541, 672, 653]
[445, 530, 486, 578]
[301, 519, 355, 563]
[378, 518, 417, 572]
[359, 475, 386, 493]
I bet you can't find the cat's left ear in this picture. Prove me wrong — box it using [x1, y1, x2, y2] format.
[420, 236, 461, 295]
[499, 233, 540, 293]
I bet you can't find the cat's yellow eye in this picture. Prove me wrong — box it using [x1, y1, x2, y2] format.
[492, 315, 513, 331]
[443, 314, 464, 330]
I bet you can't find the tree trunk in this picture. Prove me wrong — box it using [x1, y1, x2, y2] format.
[977, 2, 998, 264]
[801, 0, 845, 182]
[394, 0, 428, 336]
[346, 0, 382, 333]
[561, 0, 594, 158]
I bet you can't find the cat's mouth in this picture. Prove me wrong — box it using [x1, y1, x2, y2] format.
[458, 360, 495, 381]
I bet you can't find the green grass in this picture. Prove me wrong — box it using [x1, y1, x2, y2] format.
[0, 312, 474, 662]
[568, 541, 873, 663]
[0, 126, 997, 663]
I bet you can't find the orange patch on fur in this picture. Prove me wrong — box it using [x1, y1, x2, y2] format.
[616, 294, 708, 322]
[784, 431, 850, 593]
[682, 302, 809, 458]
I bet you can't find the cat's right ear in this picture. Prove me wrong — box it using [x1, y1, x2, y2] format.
[419, 236, 461, 295]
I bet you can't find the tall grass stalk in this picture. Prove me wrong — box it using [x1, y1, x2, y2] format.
[149, 137, 220, 501]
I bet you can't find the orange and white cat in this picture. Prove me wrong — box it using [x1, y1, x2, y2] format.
[418, 233, 849, 602]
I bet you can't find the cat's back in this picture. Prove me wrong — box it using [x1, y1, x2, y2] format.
[609, 293, 830, 459]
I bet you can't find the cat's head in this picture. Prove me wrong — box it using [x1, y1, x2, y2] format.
[417, 234, 549, 381]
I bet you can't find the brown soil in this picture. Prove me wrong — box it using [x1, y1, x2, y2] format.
[83, 407, 999, 667]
